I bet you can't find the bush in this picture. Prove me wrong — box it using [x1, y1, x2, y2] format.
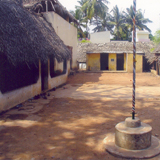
[80, 39, 91, 43]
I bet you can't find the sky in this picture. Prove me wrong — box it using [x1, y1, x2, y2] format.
[58, 0, 160, 35]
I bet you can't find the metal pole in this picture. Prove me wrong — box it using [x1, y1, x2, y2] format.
[132, 0, 136, 119]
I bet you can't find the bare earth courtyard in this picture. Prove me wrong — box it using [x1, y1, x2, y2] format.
[0, 73, 160, 160]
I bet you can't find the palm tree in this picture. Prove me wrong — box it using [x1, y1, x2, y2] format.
[81, 0, 109, 30]
[92, 12, 114, 32]
[124, 5, 152, 32]
[109, 5, 126, 40]
[69, 9, 86, 38]
[75, 0, 90, 37]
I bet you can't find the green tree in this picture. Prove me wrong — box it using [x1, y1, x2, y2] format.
[124, 6, 152, 32]
[149, 33, 154, 41]
[150, 30, 160, 52]
[81, 0, 109, 30]
[109, 5, 126, 40]
[153, 30, 160, 44]
[75, 0, 90, 37]
[69, 8, 87, 38]
[92, 12, 114, 32]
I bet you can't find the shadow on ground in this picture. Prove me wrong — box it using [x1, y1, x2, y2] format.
[0, 98, 160, 160]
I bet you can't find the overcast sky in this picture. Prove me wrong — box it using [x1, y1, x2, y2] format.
[58, 0, 160, 35]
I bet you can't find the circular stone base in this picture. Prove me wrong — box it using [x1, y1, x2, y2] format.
[103, 133, 160, 159]
[115, 121, 152, 150]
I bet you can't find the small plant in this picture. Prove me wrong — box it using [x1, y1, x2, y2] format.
[80, 39, 91, 43]
[150, 48, 155, 53]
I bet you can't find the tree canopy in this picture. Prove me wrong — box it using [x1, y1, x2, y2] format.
[153, 30, 160, 44]
[70, 0, 152, 41]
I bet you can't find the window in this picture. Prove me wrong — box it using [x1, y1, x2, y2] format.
[50, 56, 67, 78]
[0, 56, 39, 93]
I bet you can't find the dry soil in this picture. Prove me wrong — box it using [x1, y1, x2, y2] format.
[0, 72, 160, 160]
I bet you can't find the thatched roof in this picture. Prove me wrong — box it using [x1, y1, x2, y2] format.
[22, 0, 78, 24]
[77, 42, 155, 63]
[152, 44, 160, 54]
[151, 44, 160, 63]
[0, 0, 71, 66]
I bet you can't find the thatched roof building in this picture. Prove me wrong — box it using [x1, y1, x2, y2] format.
[0, 0, 71, 66]
[22, 0, 78, 24]
[153, 44, 160, 54]
[151, 44, 160, 63]
[77, 42, 155, 63]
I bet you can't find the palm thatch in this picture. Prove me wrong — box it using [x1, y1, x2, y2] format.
[22, 0, 78, 24]
[77, 42, 155, 63]
[151, 44, 160, 63]
[152, 44, 160, 54]
[0, 0, 71, 66]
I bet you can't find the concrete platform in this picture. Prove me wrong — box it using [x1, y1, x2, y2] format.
[115, 121, 152, 150]
[103, 133, 160, 159]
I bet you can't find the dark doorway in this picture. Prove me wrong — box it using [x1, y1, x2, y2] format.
[100, 53, 108, 70]
[49, 55, 55, 78]
[117, 54, 124, 70]
[41, 60, 48, 91]
[157, 62, 159, 75]
[143, 56, 152, 72]
[63, 58, 67, 74]
[158, 62, 160, 75]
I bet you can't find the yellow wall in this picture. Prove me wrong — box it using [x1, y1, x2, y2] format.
[109, 53, 117, 71]
[124, 53, 126, 70]
[86, 53, 142, 72]
[127, 54, 143, 72]
[87, 54, 100, 71]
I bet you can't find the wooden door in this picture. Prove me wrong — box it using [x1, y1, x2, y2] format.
[100, 53, 109, 70]
[117, 54, 124, 70]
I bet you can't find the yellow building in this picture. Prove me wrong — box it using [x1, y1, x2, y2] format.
[77, 42, 154, 72]
[87, 52, 143, 72]
[149, 44, 160, 75]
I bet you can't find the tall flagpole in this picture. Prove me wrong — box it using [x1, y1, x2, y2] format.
[132, 0, 136, 119]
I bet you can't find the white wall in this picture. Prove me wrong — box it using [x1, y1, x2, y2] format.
[0, 59, 70, 112]
[132, 30, 150, 42]
[54, 58, 63, 71]
[43, 12, 78, 69]
[48, 61, 70, 90]
[79, 63, 86, 70]
[90, 31, 110, 43]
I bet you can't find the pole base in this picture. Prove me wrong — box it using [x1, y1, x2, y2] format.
[115, 118, 152, 150]
[103, 134, 160, 159]
[103, 117, 160, 158]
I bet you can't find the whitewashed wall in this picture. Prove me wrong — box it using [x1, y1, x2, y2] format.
[44, 12, 78, 69]
[90, 31, 110, 43]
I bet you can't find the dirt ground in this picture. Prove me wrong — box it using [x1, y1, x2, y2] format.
[0, 72, 160, 160]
